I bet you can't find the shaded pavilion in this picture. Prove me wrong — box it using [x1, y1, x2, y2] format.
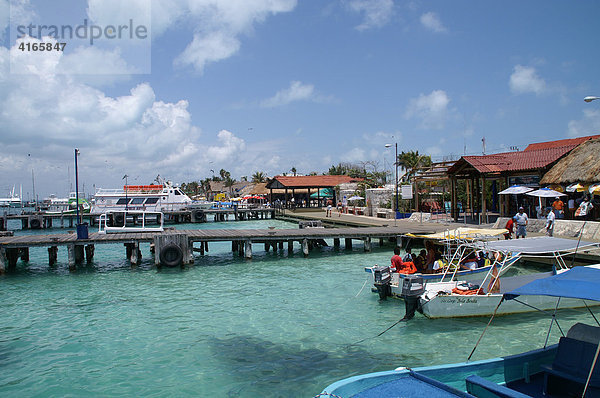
[540, 138, 600, 187]
[447, 136, 600, 222]
[265, 175, 363, 207]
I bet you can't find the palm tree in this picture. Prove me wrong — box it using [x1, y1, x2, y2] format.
[291, 167, 297, 176]
[397, 150, 432, 210]
[252, 171, 266, 183]
[397, 150, 431, 180]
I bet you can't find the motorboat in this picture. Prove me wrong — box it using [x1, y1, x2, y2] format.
[91, 178, 195, 214]
[40, 193, 91, 214]
[319, 265, 600, 397]
[97, 210, 164, 234]
[415, 237, 600, 319]
[366, 228, 513, 299]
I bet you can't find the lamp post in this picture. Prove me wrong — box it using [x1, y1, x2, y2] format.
[74, 149, 81, 225]
[584, 96, 600, 103]
[385, 142, 399, 214]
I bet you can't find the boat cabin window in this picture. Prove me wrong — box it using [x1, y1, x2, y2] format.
[145, 198, 159, 205]
[174, 190, 181, 195]
[116, 198, 131, 205]
[131, 198, 145, 205]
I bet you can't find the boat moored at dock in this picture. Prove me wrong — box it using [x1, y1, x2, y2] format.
[91, 179, 194, 214]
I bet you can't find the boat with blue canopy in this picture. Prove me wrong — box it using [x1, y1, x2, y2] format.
[319, 265, 600, 398]
[416, 237, 600, 318]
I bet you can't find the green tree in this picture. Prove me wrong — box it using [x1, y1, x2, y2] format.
[397, 151, 432, 181]
[252, 171, 266, 183]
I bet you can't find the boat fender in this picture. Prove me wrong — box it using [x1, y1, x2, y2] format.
[29, 218, 41, 229]
[159, 243, 184, 268]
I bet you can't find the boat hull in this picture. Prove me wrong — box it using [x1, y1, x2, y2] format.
[321, 345, 557, 397]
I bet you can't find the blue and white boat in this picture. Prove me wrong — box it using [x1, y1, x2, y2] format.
[319, 265, 600, 397]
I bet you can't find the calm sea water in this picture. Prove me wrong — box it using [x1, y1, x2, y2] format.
[0, 218, 595, 397]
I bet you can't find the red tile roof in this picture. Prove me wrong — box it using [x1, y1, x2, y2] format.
[524, 135, 600, 151]
[266, 175, 362, 189]
[449, 147, 575, 174]
[449, 135, 600, 175]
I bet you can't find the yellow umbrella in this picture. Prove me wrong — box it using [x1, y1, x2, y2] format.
[566, 182, 589, 193]
[544, 184, 564, 193]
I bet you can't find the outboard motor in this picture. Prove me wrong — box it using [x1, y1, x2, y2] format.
[372, 265, 392, 300]
[401, 275, 424, 320]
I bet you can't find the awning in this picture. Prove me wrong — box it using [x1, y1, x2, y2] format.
[504, 265, 600, 301]
[406, 227, 508, 240]
[475, 236, 600, 254]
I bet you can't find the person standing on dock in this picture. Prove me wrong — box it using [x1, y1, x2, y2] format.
[514, 207, 528, 239]
[545, 209, 555, 236]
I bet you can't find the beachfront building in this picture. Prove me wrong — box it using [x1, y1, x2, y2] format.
[265, 175, 362, 208]
[446, 135, 600, 222]
[540, 137, 600, 220]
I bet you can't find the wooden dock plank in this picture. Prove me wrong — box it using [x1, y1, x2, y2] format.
[0, 226, 413, 249]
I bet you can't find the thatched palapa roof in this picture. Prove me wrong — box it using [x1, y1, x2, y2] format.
[540, 138, 600, 184]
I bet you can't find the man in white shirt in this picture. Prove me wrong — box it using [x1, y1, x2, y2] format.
[514, 207, 528, 239]
[546, 209, 555, 236]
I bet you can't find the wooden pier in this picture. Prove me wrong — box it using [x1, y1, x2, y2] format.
[0, 208, 276, 230]
[0, 226, 413, 272]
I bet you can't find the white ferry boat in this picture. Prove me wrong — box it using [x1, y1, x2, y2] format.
[91, 180, 203, 214]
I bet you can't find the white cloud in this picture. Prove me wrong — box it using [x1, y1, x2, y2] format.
[260, 80, 316, 108]
[174, 31, 240, 73]
[405, 90, 450, 130]
[509, 65, 546, 95]
[347, 0, 394, 30]
[0, 38, 249, 194]
[420, 12, 446, 33]
[341, 147, 366, 162]
[567, 108, 600, 137]
[206, 129, 246, 162]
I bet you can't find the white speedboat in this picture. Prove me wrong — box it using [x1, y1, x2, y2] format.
[416, 237, 600, 318]
[91, 178, 193, 214]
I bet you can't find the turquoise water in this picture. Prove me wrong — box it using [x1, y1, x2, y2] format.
[1, 219, 596, 397]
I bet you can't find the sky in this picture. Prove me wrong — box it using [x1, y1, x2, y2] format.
[1, 0, 599, 199]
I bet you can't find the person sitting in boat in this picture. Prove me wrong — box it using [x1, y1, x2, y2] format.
[476, 251, 487, 268]
[402, 248, 415, 263]
[459, 251, 479, 270]
[424, 240, 436, 272]
[431, 251, 446, 273]
[414, 250, 427, 273]
[390, 247, 416, 274]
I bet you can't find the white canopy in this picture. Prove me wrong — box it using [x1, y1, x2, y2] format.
[498, 185, 533, 195]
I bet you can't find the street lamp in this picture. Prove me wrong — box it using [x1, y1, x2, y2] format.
[584, 96, 600, 103]
[385, 142, 398, 214]
[74, 148, 88, 239]
[75, 149, 81, 225]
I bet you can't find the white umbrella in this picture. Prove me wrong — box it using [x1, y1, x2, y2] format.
[526, 188, 566, 213]
[347, 195, 364, 201]
[498, 185, 533, 195]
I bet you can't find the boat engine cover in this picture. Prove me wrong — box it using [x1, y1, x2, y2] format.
[373, 265, 391, 285]
[401, 275, 425, 297]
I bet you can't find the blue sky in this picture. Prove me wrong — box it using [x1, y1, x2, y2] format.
[1, 0, 599, 198]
